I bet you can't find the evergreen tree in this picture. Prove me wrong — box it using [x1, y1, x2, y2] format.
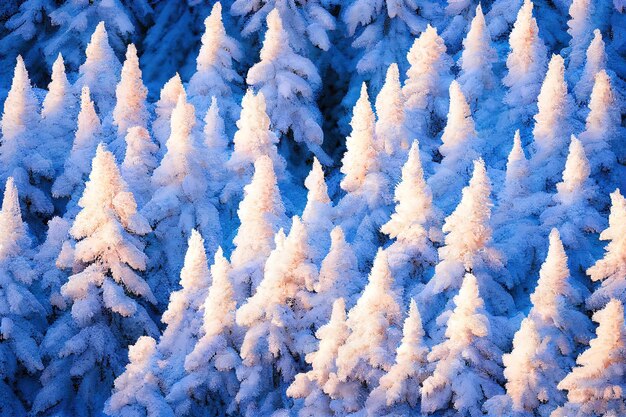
[247, 9, 328, 163]
[381, 140, 442, 287]
[32, 144, 157, 417]
[574, 29, 607, 104]
[167, 248, 240, 416]
[566, 0, 594, 74]
[153, 73, 185, 158]
[421, 273, 504, 417]
[503, 0, 547, 125]
[1, 55, 53, 216]
[0, 177, 45, 415]
[457, 4, 497, 105]
[531, 54, 576, 190]
[552, 299, 626, 417]
[302, 157, 334, 265]
[229, 156, 287, 303]
[52, 86, 102, 218]
[587, 189, 626, 310]
[75, 22, 121, 116]
[201, 97, 230, 199]
[365, 299, 429, 416]
[121, 126, 158, 208]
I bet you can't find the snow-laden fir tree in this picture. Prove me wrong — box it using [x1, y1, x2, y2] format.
[1, 56, 53, 216]
[574, 30, 607, 103]
[111, 43, 149, 158]
[167, 248, 240, 417]
[302, 157, 334, 265]
[75, 22, 121, 116]
[231, 0, 336, 52]
[153, 73, 185, 157]
[374, 63, 409, 179]
[531, 54, 576, 190]
[247, 9, 328, 163]
[223, 89, 285, 204]
[332, 249, 403, 414]
[229, 155, 287, 302]
[587, 189, 626, 310]
[52, 86, 102, 218]
[420, 159, 513, 337]
[566, 0, 594, 74]
[235, 216, 317, 416]
[485, 229, 592, 417]
[143, 92, 221, 306]
[421, 273, 504, 417]
[40, 54, 78, 178]
[287, 298, 350, 417]
[551, 299, 626, 417]
[155, 230, 212, 394]
[429, 80, 480, 213]
[541, 136, 604, 277]
[104, 336, 174, 417]
[579, 70, 621, 173]
[188, 2, 242, 125]
[381, 140, 442, 288]
[33, 216, 71, 311]
[365, 299, 429, 416]
[457, 4, 497, 105]
[200, 97, 230, 200]
[121, 126, 158, 208]
[403, 24, 453, 141]
[0, 177, 46, 416]
[503, 0, 547, 125]
[32, 144, 158, 417]
[308, 226, 361, 329]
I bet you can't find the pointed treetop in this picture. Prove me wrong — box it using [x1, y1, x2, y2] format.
[403, 298, 425, 342]
[159, 73, 186, 106]
[440, 80, 476, 152]
[42, 53, 71, 117]
[76, 85, 101, 144]
[113, 43, 149, 136]
[376, 63, 404, 127]
[559, 135, 590, 194]
[261, 9, 290, 61]
[179, 229, 211, 291]
[2, 55, 39, 140]
[586, 70, 617, 132]
[0, 177, 29, 260]
[304, 157, 331, 205]
[197, 2, 227, 71]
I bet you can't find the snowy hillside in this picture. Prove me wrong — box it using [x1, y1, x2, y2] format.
[0, 1, 625, 416]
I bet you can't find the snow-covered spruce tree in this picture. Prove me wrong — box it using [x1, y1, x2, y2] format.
[143, 92, 221, 306]
[551, 299, 626, 417]
[485, 229, 592, 417]
[33, 216, 71, 311]
[457, 4, 497, 106]
[374, 63, 409, 180]
[104, 336, 174, 417]
[302, 157, 334, 265]
[403, 24, 454, 142]
[1, 55, 53, 216]
[429, 80, 480, 213]
[540, 136, 604, 277]
[111, 43, 149, 159]
[155, 229, 212, 395]
[531, 54, 576, 190]
[235, 216, 318, 416]
[579, 70, 621, 173]
[40, 53, 78, 178]
[421, 273, 504, 417]
[587, 189, 626, 310]
[503, 0, 547, 125]
[121, 126, 158, 208]
[52, 86, 102, 218]
[200, 97, 230, 200]
[566, 0, 594, 75]
[188, 2, 242, 125]
[231, 0, 336, 52]
[332, 249, 404, 414]
[336, 83, 391, 267]
[223, 89, 285, 204]
[420, 159, 514, 336]
[247, 9, 328, 163]
[574, 30, 607, 104]
[381, 140, 443, 288]
[32, 144, 158, 417]
[167, 248, 240, 417]
[75, 22, 121, 116]
[308, 226, 361, 329]
[287, 298, 349, 417]
[229, 155, 287, 303]
[0, 177, 46, 415]
[153, 73, 185, 157]
[344, 0, 433, 92]
[365, 299, 429, 416]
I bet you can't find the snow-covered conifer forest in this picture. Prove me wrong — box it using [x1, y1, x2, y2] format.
[1, 0, 626, 416]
